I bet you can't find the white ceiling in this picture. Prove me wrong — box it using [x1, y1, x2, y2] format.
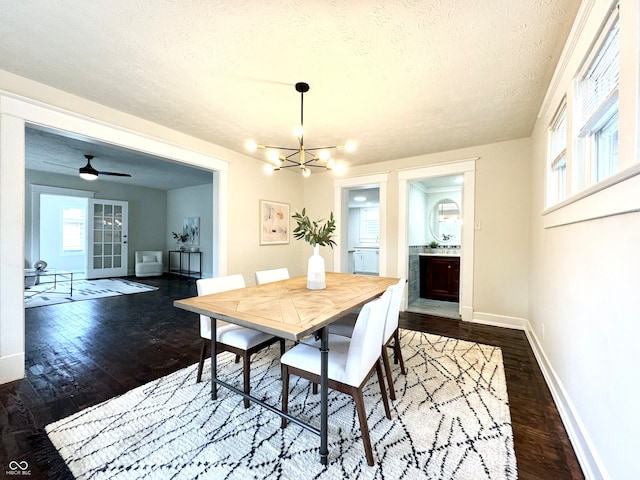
[348, 187, 380, 208]
[2, 0, 581, 189]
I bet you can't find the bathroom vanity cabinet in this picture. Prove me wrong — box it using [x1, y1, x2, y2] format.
[419, 255, 460, 301]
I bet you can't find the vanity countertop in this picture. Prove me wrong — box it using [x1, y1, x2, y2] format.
[419, 252, 460, 257]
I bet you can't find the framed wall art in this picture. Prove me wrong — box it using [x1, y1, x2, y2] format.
[183, 217, 200, 245]
[259, 200, 289, 245]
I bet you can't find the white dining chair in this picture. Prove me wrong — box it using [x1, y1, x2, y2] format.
[328, 278, 407, 400]
[196, 274, 285, 408]
[280, 290, 392, 466]
[254, 267, 290, 284]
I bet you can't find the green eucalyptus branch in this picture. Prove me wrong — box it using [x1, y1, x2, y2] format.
[292, 208, 337, 249]
[172, 231, 188, 243]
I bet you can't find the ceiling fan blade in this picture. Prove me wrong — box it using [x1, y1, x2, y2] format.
[43, 160, 76, 170]
[98, 171, 132, 177]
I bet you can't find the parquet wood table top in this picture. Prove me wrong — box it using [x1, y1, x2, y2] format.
[174, 272, 400, 340]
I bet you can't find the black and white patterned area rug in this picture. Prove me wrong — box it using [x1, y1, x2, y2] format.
[24, 278, 158, 308]
[45, 330, 516, 479]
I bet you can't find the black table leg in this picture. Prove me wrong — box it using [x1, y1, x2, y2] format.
[320, 326, 329, 465]
[211, 316, 217, 400]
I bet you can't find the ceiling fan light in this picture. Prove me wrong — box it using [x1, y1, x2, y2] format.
[344, 141, 356, 152]
[79, 161, 99, 180]
[318, 150, 330, 161]
[80, 171, 98, 180]
[301, 167, 311, 177]
[246, 141, 258, 151]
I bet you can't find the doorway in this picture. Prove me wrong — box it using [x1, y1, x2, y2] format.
[333, 173, 389, 276]
[347, 187, 380, 275]
[0, 92, 230, 384]
[86, 199, 129, 279]
[397, 159, 476, 321]
[405, 176, 462, 319]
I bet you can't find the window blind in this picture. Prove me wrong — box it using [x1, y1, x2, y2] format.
[579, 16, 619, 132]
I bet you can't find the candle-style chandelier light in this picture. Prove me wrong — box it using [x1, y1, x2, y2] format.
[246, 82, 355, 177]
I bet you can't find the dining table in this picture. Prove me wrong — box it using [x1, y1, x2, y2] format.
[173, 271, 400, 465]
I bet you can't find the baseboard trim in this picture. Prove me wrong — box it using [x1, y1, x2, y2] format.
[525, 327, 608, 480]
[470, 311, 607, 479]
[0, 352, 25, 384]
[470, 311, 528, 330]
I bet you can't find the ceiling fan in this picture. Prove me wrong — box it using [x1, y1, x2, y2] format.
[45, 155, 132, 180]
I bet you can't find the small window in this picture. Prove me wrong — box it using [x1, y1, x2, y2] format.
[552, 157, 567, 203]
[359, 208, 379, 244]
[62, 206, 86, 253]
[577, 9, 619, 186]
[547, 101, 567, 205]
[594, 111, 618, 182]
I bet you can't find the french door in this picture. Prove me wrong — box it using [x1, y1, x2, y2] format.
[86, 199, 128, 279]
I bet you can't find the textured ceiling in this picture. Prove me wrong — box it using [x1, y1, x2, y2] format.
[1, 0, 581, 188]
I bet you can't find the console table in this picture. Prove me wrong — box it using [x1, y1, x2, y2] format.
[169, 250, 202, 280]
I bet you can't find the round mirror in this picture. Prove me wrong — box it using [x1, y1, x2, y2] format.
[429, 198, 461, 243]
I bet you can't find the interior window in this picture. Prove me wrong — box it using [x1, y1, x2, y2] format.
[548, 101, 567, 206]
[577, 11, 619, 187]
[61, 206, 87, 254]
[359, 207, 379, 244]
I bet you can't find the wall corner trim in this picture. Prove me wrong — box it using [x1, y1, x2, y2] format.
[0, 353, 25, 384]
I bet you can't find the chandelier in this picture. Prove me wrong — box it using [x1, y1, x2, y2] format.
[246, 82, 355, 177]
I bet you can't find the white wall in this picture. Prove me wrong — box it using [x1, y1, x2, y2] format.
[306, 137, 531, 323]
[167, 183, 214, 277]
[408, 183, 428, 245]
[527, 1, 640, 478]
[226, 163, 305, 283]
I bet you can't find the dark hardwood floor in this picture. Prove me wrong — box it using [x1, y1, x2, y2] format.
[0, 275, 583, 479]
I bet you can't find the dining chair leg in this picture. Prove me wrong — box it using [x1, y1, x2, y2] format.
[375, 359, 392, 419]
[281, 365, 289, 429]
[394, 329, 406, 375]
[196, 339, 208, 383]
[352, 387, 375, 466]
[381, 345, 396, 401]
[234, 354, 240, 364]
[279, 338, 285, 356]
[312, 382, 318, 395]
[242, 352, 251, 409]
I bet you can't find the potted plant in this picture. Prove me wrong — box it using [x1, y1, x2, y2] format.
[428, 240, 439, 253]
[172, 231, 188, 251]
[292, 208, 336, 289]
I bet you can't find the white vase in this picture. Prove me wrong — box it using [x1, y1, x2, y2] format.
[307, 244, 326, 290]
